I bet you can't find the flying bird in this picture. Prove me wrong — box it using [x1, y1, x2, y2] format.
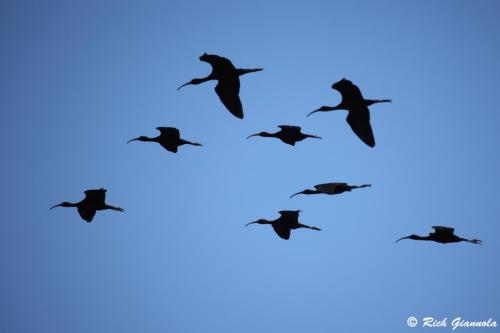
[290, 182, 371, 198]
[50, 188, 124, 222]
[245, 210, 321, 240]
[396, 226, 482, 245]
[308, 78, 391, 147]
[178, 53, 263, 119]
[127, 127, 202, 153]
[247, 125, 321, 146]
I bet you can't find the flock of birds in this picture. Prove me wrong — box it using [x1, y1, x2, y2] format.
[50, 53, 482, 245]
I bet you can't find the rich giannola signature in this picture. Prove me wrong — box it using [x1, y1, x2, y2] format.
[407, 316, 497, 330]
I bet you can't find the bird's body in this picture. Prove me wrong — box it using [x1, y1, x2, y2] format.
[290, 182, 371, 198]
[308, 78, 391, 147]
[245, 210, 321, 240]
[127, 127, 202, 153]
[178, 53, 262, 119]
[50, 188, 124, 222]
[396, 226, 482, 245]
[247, 125, 321, 146]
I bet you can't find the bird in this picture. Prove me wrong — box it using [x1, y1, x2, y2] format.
[290, 182, 371, 198]
[245, 210, 321, 240]
[396, 226, 482, 245]
[178, 53, 263, 119]
[127, 127, 202, 153]
[247, 125, 321, 146]
[50, 188, 124, 222]
[308, 78, 391, 147]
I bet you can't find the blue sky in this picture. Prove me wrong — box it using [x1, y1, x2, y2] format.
[1, 0, 499, 332]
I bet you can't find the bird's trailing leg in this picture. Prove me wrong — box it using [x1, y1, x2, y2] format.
[179, 139, 203, 147]
[104, 204, 125, 212]
[304, 133, 322, 139]
[236, 68, 263, 76]
[466, 238, 483, 245]
[349, 184, 372, 190]
[364, 99, 392, 106]
[299, 223, 321, 231]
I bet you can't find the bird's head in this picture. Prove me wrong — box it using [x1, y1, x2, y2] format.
[127, 136, 148, 143]
[247, 131, 270, 139]
[307, 106, 340, 117]
[290, 189, 316, 198]
[245, 219, 271, 227]
[50, 202, 75, 209]
[395, 234, 419, 242]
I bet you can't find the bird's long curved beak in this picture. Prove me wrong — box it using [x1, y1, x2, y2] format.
[307, 134, 322, 139]
[177, 81, 191, 91]
[245, 221, 258, 227]
[395, 236, 410, 243]
[127, 138, 139, 144]
[290, 191, 304, 199]
[246, 133, 259, 139]
[307, 109, 321, 117]
[50, 203, 61, 210]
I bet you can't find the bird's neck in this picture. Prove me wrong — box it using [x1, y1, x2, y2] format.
[303, 189, 319, 195]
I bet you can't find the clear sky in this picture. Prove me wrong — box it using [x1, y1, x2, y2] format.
[1, 0, 499, 332]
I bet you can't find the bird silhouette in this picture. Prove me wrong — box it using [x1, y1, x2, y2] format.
[178, 53, 263, 119]
[247, 125, 321, 146]
[396, 226, 482, 245]
[290, 182, 371, 198]
[50, 188, 124, 222]
[127, 127, 202, 153]
[245, 210, 321, 240]
[308, 78, 391, 147]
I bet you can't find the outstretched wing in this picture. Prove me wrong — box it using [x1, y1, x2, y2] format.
[201, 54, 237, 71]
[215, 76, 243, 119]
[314, 183, 347, 192]
[78, 205, 96, 222]
[346, 109, 375, 147]
[157, 127, 180, 140]
[332, 78, 365, 102]
[84, 188, 106, 205]
[278, 125, 301, 133]
[272, 224, 291, 240]
[278, 210, 300, 224]
[432, 226, 455, 237]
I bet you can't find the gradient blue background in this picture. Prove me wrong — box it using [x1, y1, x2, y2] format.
[1, 1, 499, 332]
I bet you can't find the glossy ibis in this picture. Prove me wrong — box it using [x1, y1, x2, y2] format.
[396, 226, 482, 245]
[127, 127, 202, 153]
[50, 188, 124, 222]
[308, 78, 391, 147]
[247, 125, 321, 146]
[290, 182, 371, 198]
[178, 53, 262, 119]
[245, 210, 321, 240]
